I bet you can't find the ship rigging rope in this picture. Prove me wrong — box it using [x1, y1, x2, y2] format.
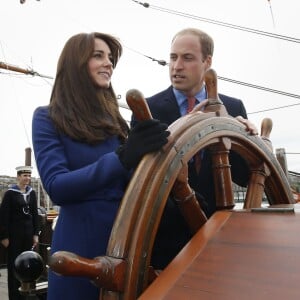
[218, 76, 300, 101]
[132, 1, 300, 44]
[267, 0, 276, 30]
[0, 44, 32, 148]
[4, 73, 32, 148]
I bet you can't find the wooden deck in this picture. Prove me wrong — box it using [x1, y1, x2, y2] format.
[0, 267, 8, 300]
[139, 205, 300, 299]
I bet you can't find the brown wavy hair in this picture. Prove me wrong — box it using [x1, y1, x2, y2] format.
[49, 32, 129, 144]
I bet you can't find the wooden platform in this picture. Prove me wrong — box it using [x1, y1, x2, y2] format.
[139, 206, 300, 299]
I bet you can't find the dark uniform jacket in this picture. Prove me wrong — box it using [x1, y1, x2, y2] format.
[0, 185, 39, 241]
[0, 185, 39, 300]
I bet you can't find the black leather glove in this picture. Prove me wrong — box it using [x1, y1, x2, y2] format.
[116, 119, 170, 170]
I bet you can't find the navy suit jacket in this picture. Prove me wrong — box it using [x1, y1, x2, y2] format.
[146, 86, 247, 124]
[131, 86, 250, 269]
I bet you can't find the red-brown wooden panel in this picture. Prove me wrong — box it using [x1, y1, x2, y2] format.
[140, 207, 300, 300]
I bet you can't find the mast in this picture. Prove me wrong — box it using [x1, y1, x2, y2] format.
[0, 61, 35, 75]
[0, 61, 53, 79]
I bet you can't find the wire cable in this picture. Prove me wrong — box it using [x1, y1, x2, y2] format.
[131, 1, 300, 44]
[218, 76, 300, 100]
[267, 0, 276, 30]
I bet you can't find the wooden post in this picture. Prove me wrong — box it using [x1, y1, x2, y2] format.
[25, 147, 32, 166]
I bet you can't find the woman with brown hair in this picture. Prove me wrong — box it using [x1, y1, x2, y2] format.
[32, 32, 169, 300]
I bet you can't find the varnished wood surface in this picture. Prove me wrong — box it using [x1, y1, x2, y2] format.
[139, 207, 300, 299]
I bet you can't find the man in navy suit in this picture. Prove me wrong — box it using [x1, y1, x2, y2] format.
[131, 28, 252, 269]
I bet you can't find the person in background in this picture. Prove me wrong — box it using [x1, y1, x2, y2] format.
[0, 166, 39, 300]
[32, 32, 169, 300]
[131, 27, 257, 270]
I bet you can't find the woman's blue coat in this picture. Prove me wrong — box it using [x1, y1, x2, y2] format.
[32, 106, 131, 300]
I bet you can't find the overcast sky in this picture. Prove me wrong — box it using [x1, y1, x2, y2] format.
[1, 0, 300, 177]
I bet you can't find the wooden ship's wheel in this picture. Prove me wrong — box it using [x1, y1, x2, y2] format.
[15, 69, 294, 299]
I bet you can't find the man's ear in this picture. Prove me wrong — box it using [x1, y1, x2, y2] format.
[205, 55, 212, 69]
